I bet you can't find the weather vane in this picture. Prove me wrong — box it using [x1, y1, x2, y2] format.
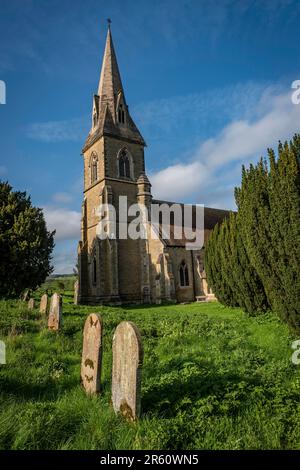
[107, 18, 112, 28]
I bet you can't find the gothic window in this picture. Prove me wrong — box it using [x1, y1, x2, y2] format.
[118, 149, 130, 178]
[92, 257, 97, 284]
[179, 261, 189, 287]
[118, 104, 125, 124]
[90, 153, 98, 184]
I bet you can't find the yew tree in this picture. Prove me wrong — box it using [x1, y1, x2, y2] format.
[0, 181, 55, 298]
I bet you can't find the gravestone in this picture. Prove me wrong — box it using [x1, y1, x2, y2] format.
[28, 298, 35, 310]
[74, 280, 79, 305]
[22, 290, 29, 302]
[112, 321, 143, 421]
[81, 314, 103, 394]
[39, 294, 48, 315]
[48, 293, 62, 331]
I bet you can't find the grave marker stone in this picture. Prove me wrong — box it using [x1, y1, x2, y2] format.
[48, 293, 62, 331]
[81, 314, 103, 394]
[74, 280, 79, 305]
[112, 321, 143, 421]
[39, 294, 48, 315]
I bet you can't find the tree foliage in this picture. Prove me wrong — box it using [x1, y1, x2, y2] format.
[205, 218, 237, 307]
[205, 134, 300, 331]
[0, 181, 55, 298]
[237, 136, 300, 330]
[205, 212, 268, 315]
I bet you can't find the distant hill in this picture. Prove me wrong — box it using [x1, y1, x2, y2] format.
[47, 274, 75, 279]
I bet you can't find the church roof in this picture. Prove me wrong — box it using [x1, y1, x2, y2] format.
[83, 26, 145, 153]
[151, 199, 231, 248]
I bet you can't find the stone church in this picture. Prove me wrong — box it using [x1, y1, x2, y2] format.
[77, 25, 229, 305]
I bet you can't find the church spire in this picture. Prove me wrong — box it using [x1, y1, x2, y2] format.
[97, 22, 125, 122]
[82, 23, 145, 153]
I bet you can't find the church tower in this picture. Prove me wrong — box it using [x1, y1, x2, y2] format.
[78, 23, 150, 304]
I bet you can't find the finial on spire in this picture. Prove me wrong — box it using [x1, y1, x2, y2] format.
[107, 18, 112, 29]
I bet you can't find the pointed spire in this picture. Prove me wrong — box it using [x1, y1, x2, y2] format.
[97, 24, 125, 122]
[82, 23, 145, 153]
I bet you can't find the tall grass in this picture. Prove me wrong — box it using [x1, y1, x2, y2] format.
[0, 293, 300, 449]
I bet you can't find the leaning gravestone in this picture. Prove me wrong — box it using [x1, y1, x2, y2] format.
[39, 294, 48, 315]
[74, 280, 79, 305]
[22, 290, 29, 302]
[112, 321, 143, 421]
[28, 298, 35, 310]
[48, 293, 62, 331]
[81, 314, 103, 394]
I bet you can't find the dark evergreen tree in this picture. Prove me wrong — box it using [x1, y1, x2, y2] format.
[205, 219, 238, 307]
[205, 210, 268, 314]
[226, 212, 268, 314]
[236, 135, 300, 331]
[0, 181, 55, 298]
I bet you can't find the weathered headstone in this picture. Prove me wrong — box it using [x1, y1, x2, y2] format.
[112, 321, 143, 421]
[22, 290, 29, 302]
[39, 294, 48, 315]
[28, 298, 35, 310]
[48, 293, 62, 331]
[81, 314, 103, 394]
[74, 280, 79, 305]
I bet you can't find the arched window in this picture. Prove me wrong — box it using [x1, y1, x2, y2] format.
[179, 261, 189, 287]
[118, 149, 130, 178]
[90, 153, 98, 184]
[92, 257, 97, 284]
[118, 104, 125, 124]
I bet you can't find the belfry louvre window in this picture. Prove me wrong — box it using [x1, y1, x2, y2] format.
[119, 150, 130, 178]
[179, 261, 189, 287]
[91, 155, 98, 184]
[118, 104, 125, 124]
[92, 257, 97, 284]
[93, 112, 97, 128]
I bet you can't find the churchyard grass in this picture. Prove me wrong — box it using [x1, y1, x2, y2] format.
[0, 280, 300, 450]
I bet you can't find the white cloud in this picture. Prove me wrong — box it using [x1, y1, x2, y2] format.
[133, 81, 273, 140]
[150, 88, 300, 205]
[199, 93, 298, 169]
[52, 244, 78, 275]
[43, 206, 81, 241]
[151, 162, 209, 201]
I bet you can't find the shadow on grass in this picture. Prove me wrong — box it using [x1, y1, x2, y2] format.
[142, 357, 263, 418]
[0, 371, 112, 403]
[0, 374, 78, 401]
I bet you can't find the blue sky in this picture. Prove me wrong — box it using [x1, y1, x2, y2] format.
[1, 0, 300, 273]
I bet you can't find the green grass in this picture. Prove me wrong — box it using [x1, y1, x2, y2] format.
[36, 275, 77, 296]
[1, 290, 300, 450]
